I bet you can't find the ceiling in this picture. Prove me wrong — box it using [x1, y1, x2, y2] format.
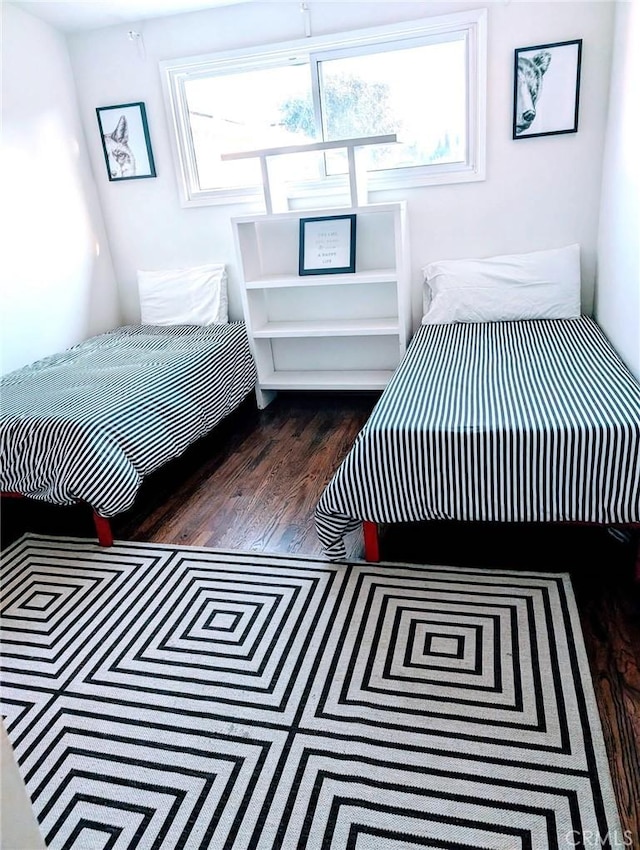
[10, 0, 252, 33]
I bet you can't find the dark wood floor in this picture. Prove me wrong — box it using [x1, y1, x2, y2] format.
[2, 391, 639, 843]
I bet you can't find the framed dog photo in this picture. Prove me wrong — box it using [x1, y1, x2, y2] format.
[299, 214, 357, 276]
[96, 101, 157, 181]
[513, 39, 582, 139]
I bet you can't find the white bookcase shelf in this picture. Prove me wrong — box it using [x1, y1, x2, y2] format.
[251, 317, 401, 337]
[243, 269, 397, 289]
[258, 369, 395, 391]
[231, 202, 410, 408]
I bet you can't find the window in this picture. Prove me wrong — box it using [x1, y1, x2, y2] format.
[162, 9, 486, 207]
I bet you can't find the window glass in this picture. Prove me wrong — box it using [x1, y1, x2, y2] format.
[184, 63, 316, 190]
[317, 39, 467, 176]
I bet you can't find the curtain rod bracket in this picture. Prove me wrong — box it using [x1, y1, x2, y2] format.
[300, 2, 311, 37]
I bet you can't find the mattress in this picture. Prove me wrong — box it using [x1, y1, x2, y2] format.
[0, 322, 257, 517]
[315, 316, 640, 560]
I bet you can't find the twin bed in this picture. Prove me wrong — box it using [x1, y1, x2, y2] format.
[0, 322, 257, 544]
[315, 243, 640, 567]
[315, 315, 640, 564]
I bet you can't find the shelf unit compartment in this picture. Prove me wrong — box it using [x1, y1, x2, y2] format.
[247, 280, 399, 328]
[353, 207, 399, 272]
[235, 203, 400, 281]
[269, 335, 402, 373]
[235, 217, 297, 281]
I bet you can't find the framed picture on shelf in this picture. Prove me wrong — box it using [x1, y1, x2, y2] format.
[513, 39, 582, 139]
[96, 101, 157, 181]
[299, 214, 357, 276]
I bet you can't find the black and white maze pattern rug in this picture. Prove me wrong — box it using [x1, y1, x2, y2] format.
[1, 535, 625, 849]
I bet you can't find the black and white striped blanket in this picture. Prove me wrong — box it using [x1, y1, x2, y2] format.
[316, 317, 640, 560]
[0, 323, 257, 517]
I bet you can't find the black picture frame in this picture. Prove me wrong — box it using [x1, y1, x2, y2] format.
[96, 101, 157, 181]
[299, 214, 357, 276]
[513, 39, 582, 140]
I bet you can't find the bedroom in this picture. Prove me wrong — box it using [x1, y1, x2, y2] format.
[1, 1, 639, 848]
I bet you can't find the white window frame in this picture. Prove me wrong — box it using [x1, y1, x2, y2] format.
[161, 8, 487, 208]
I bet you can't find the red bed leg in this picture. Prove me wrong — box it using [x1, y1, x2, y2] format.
[93, 512, 113, 547]
[363, 521, 380, 563]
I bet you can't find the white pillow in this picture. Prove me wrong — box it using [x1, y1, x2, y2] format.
[137, 263, 228, 326]
[422, 244, 581, 325]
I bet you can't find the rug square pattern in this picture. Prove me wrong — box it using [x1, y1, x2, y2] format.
[0, 543, 172, 686]
[301, 566, 589, 766]
[12, 694, 287, 850]
[256, 733, 610, 849]
[0, 535, 624, 849]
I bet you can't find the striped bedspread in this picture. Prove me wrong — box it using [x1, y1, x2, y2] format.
[316, 316, 640, 560]
[0, 322, 257, 517]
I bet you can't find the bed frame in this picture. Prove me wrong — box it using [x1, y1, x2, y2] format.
[362, 519, 640, 579]
[2, 492, 114, 547]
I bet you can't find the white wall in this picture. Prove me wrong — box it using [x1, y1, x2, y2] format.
[595, 0, 640, 380]
[0, 724, 46, 850]
[67, 1, 614, 330]
[1, 3, 120, 375]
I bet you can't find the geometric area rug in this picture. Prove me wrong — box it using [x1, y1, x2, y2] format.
[1, 534, 625, 849]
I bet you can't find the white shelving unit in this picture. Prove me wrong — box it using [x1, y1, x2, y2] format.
[231, 202, 410, 408]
